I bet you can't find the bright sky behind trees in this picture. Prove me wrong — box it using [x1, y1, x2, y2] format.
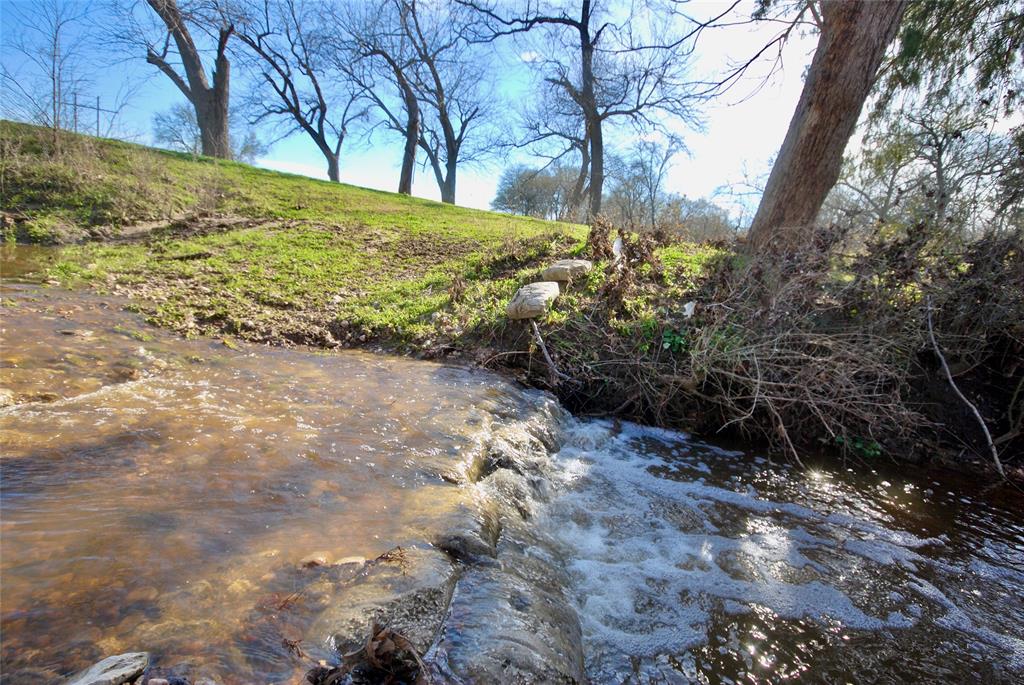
[0, 0, 818, 217]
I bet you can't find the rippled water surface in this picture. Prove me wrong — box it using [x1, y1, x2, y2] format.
[3, 246, 1024, 684]
[0, 247, 543, 682]
[542, 422, 1024, 683]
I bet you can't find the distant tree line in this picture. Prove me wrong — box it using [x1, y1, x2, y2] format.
[492, 139, 737, 241]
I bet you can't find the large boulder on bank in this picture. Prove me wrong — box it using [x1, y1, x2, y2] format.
[506, 282, 560, 320]
[541, 259, 592, 283]
[66, 652, 149, 685]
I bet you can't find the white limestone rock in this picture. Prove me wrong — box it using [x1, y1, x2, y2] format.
[541, 259, 593, 282]
[506, 282, 560, 320]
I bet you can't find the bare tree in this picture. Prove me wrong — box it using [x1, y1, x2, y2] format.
[492, 164, 557, 218]
[635, 137, 681, 231]
[229, 0, 368, 182]
[604, 152, 646, 229]
[153, 101, 203, 153]
[403, 0, 504, 204]
[831, 93, 1017, 236]
[518, 75, 590, 219]
[603, 138, 680, 231]
[907, 100, 1009, 228]
[460, 0, 701, 217]
[746, 1, 907, 251]
[338, 0, 503, 203]
[666, 195, 737, 241]
[492, 162, 581, 219]
[114, 0, 235, 158]
[0, 0, 91, 152]
[827, 120, 917, 231]
[333, 0, 420, 194]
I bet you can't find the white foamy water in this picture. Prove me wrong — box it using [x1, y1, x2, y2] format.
[541, 420, 1024, 683]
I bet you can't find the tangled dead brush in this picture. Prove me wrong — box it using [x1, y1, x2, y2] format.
[597, 228, 664, 309]
[687, 225, 923, 464]
[515, 219, 1023, 474]
[584, 216, 615, 260]
[849, 223, 1024, 466]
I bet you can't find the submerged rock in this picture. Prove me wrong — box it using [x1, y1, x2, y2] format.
[307, 546, 457, 657]
[431, 498, 501, 561]
[506, 282, 560, 320]
[424, 562, 585, 684]
[58, 329, 95, 338]
[65, 652, 149, 685]
[300, 550, 333, 568]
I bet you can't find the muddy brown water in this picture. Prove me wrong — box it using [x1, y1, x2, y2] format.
[2, 245, 1024, 684]
[1, 247, 549, 683]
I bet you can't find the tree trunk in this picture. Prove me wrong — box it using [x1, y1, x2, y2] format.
[570, 138, 589, 218]
[441, 158, 457, 204]
[196, 90, 230, 159]
[399, 104, 418, 194]
[746, 0, 907, 251]
[326, 152, 340, 183]
[202, 31, 232, 159]
[588, 119, 604, 218]
[145, 1, 233, 160]
[577, 0, 603, 218]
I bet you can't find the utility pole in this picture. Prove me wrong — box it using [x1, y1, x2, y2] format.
[57, 95, 118, 137]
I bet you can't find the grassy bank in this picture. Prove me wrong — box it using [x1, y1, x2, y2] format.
[2, 122, 717, 355]
[2, 121, 591, 346]
[4, 121, 1020, 479]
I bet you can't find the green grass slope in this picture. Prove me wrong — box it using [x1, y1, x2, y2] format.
[1, 120, 595, 346]
[1, 120, 573, 243]
[1, 121, 726, 449]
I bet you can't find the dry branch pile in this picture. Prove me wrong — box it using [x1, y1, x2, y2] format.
[501, 220, 1024, 475]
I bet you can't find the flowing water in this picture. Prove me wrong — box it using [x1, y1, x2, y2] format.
[2, 245, 1023, 684]
[541, 423, 1024, 683]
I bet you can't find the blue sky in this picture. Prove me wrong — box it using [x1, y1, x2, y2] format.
[0, 0, 819, 217]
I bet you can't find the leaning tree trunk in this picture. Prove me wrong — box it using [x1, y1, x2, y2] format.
[746, 0, 907, 251]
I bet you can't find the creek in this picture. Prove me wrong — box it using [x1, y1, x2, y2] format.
[1, 246, 1022, 683]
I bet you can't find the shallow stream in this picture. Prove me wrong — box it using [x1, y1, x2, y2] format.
[2, 246, 1022, 683]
